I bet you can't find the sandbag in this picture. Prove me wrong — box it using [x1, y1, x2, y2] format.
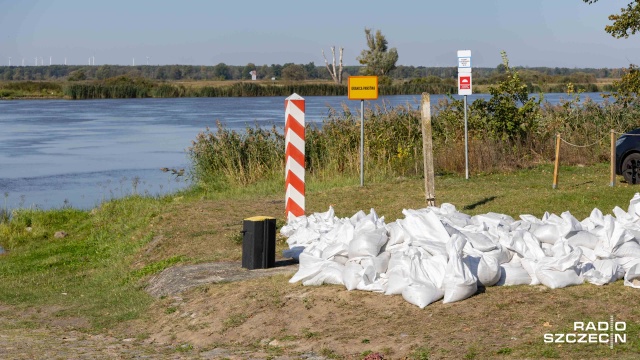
[624, 263, 640, 289]
[402, 282, 443, 309]
[384, 267, 411, 295]
[342, 261, 363, 290]
[532, 224, 560, 245]
[348, 230, 387, 258]
[567, 231, 599, 250]
[581, 259, 624, 286]
[464, 254, 501, 287]
[496, 263, 532, 286]
[302, 262, 345, 286]
[534, 246, 584, 289]
[443, 235, 478, 303]
[536, 267, 583, 289]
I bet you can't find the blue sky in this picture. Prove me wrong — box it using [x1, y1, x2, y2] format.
[1, 0, 639, 68]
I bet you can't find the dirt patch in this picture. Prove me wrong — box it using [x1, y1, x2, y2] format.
[146, 260, 298, 298]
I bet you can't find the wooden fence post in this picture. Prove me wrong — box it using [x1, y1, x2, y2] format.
[421, 93, 436, 206]
[552, 133, 561, 189]
[610, 129, 616, 187]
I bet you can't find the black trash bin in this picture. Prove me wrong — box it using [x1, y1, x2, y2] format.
[241, 216, 276, 270]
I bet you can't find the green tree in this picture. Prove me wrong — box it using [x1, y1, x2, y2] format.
[282, 64, 306, 81]
[356, 28, 398, 80]
[474, 51, 542, 141]
[213, 62, 231, 80]
[584, 0, 640, 104]
[583, 0, 640, 38]
[67, 69, 86, 81]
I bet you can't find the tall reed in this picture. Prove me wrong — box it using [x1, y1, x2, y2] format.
[189, 95, 640, 190]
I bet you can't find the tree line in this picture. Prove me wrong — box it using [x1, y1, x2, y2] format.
[0, 63, 624, 84]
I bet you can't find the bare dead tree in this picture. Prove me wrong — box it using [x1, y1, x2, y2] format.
[322, 46, 344, 84]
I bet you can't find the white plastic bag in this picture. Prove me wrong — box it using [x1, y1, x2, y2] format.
[443, 235, 478, 303]
[624, 263, 640, 289]
[402, 282, 443, 308]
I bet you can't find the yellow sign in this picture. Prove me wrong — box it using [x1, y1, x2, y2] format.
[348, 76, 378, 100]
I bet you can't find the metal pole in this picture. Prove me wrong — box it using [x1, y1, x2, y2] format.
[360, 99, 364, 187]
[464, 95, 469, 180]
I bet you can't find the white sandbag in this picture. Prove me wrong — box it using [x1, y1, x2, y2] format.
[290, 252, 332, 284]
[410, 239, 448, 258]
[464, 254, 501, 287]
[613, 240, 640, 258]
[471, 212, 515, 228]
[581, 259, 624, 286]
[302, 262, 345, 286]
[624, 263, 640, 289]
[321, 221, 354, 246]
[348, 230, 387, 258]
[480, 244, 513, 264]
[321, 242, 348, 260]
[432, 202, 472, 228]
[402, 282, 443, 308]
[534, 247, 584, 289]
[520, 258, 540, 285]
[384, 267, 411, 295]
[532, 224, 560, 245]
[461, 231, 498, 252]
[616, 257, 640, 272]
[594, 215, 634, 259]
[286, 226, 320, 247]
[536, 268, 583, 289]
[581, 208, 605, 231]
[443, 235, 478, 303]
[566, 231, 599, 250]
[579, 246, 598, 263]
[342, 261, 363, 290]
[558, 211, 583, 238]
[496, 263, 532, 286]
[386, 221, 407, 247]
[401, 209, 451, 244]
[424, 254, 448, 289]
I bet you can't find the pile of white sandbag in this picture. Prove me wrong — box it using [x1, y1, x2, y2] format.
[281, 194, 640, 308]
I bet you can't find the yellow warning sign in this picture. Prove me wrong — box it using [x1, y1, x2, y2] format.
[348, 76, 378, 100]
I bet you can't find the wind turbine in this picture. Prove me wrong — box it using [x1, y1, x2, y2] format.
[92, 56, 95, 65]
[22, 58, 25, 66]
[49, 56, 52, 65]
[132, 57, 135, 66]
[146, 56, 149, 65]
[64, 57, 67, 65]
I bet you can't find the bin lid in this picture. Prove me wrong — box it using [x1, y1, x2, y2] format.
[244, 216, 276, 222]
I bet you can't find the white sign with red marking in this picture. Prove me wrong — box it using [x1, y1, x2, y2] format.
[458, 73, 472, 95]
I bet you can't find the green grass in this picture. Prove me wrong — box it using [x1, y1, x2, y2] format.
[0, 162, 639, 334]
[0, 194, 174, 329]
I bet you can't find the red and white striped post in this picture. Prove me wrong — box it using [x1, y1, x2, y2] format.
[285, 93, 305, 219]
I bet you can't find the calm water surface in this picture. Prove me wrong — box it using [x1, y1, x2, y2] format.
[0, 93, 605, 210]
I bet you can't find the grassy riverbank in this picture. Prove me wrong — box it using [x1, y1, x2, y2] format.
[0, 78, 613, 100]
[1, 163, 640, 358]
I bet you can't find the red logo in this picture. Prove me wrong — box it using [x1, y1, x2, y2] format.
[459, 76, 471, 90]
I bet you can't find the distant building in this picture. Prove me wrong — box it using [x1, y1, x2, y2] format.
[250, 70, 257, 81]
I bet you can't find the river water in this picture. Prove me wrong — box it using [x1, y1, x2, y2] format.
[0, 93, 605, 211]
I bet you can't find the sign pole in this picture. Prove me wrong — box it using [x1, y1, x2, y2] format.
[348, 76, 378, 188]
[464, 95, 469, 180]
[457, 49, 472, 180]
[360, 99, 364, 187]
